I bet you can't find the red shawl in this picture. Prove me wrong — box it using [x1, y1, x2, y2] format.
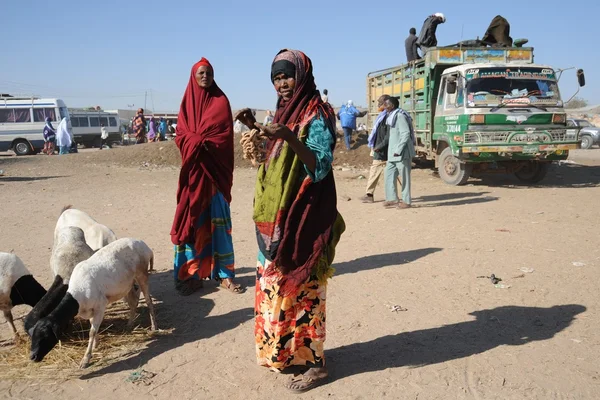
[171, 58, 234, 245]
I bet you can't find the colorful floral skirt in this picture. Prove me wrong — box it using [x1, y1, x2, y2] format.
[173, 191, 235, 283]
[255, 251, 326, 370]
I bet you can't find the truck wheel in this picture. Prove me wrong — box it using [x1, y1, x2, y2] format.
[580, 135, 593, 150]
[438, 147, 472, 185]
[13, 140, 33, 156]
[514, 161, 550, 184]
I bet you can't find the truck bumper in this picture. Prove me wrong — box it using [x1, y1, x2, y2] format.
[460, 143, 578, 161]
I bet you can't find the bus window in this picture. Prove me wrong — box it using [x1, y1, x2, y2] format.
[33, 108, 57, 122]
[78, 117, 89, 127]
[71, 117, 80, 127]
[89, 117, 100, 127]
[0, 109, 14, 123]
[109, 117, 117, 127]
[1, 109, 32, 123]
[99, 117, 108, 126]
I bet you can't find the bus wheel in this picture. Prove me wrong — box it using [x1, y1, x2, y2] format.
[514, 161, 550, 184]
[13, 140, 33, 156]
[438, 147, 472, 186]
[93, 137, 102, 148]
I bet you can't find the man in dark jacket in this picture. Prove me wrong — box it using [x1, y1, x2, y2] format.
[361, 95, 391, 203]
[416, 13, 446, 56]
[405, 28, 420, 62]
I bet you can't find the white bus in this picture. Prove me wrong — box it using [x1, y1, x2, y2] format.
[0, 95, 70, 155]
[69, 110, 121, 148]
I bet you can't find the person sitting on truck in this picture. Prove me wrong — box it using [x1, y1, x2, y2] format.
[482, 15, 513, 47]
[42, 117, 56, 155]
[416, 13, 446, 56]
[361, 95, 391, 203]
[383, 97, 415, 209]
[337, 100, 361, 151]
[405, 27, 420, 62]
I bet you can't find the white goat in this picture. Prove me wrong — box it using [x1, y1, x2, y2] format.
[0, 252, 46, 342]
[55, 206, 117, 251]
[29, 238, 157, 368]
[24, 227, 95, 335]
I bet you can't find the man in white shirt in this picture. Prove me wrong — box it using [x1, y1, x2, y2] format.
[100, 124, 109, 150]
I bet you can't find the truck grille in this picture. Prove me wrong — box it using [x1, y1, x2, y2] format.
[464, 129, 569, 144]
[464, 132, 509, 144]
[548, 129, 568, 141]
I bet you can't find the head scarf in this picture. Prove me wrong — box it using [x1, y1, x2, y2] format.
[55, 118, 72, 148]
[271, 49, 335, 133]
[255, 49, 342, 296]
[171, 57, 234, 245]
[347, 100, 353, 108]
[44, 117, 54, 130]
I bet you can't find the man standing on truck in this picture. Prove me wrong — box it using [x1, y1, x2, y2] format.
[361, 95, 391, 203]
[405, 28, 420, 62]
[383, 97, 415, 209]
[416, 12, 446, 56]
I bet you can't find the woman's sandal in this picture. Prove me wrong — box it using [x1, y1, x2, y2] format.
[219, 279, 244, 294]
[285, 368, 328, 393]
[175, 279, 203, 296]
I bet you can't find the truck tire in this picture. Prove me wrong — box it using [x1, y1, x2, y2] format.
[580, 135, 593, 150]
[13, 139, 33, 156]
[438, 147, 472, 186]
[514, 161, 550, 184]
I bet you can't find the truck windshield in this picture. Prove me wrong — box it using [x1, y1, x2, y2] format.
[465, 67, 561, 108]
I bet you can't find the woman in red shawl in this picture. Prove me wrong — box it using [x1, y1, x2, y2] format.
[236, 49, 345, 392]
[171, 58, 243, 296]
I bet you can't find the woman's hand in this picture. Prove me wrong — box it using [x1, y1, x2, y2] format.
[260, 123, 294, 141]
[234, 108, 258, 130]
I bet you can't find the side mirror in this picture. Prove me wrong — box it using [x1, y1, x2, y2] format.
[446, 80, 457, 94]
[577, 69, 585, 87]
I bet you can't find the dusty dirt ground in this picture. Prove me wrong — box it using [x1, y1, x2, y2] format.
[1, 144, 599, 399]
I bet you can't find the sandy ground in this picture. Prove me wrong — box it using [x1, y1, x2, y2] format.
[0, 147, 599, 399]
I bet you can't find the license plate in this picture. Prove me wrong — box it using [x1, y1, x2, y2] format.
[523, 145, 538, 154]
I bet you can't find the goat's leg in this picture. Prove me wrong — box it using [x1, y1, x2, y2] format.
[3, 310, 19, 343]
[124, 286, 141, 332]
[80, 309, 104, 369]
[136, 275, 157, 331]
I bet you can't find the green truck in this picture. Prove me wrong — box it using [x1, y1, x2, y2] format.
[367, 46, 586, 185]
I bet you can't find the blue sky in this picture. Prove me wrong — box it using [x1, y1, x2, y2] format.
[1, 0, 597, 111]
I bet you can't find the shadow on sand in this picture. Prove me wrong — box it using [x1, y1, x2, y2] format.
[328, 304, 586, 383]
